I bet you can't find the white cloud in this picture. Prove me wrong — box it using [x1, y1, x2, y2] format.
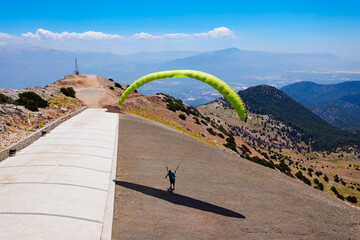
[2, 27, 234, 41]
[193, 27, 235, 39]
[130, 27, 235, 40]
[21, 29, 124, 40]
[130, 32, 162, 40]
[0, 33, 11, 39]
[163, 33, 190, 39]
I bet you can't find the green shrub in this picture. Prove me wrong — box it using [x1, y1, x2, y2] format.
[261, 152, 270, 159]
[60, 87, 76, 98]
[0, 93, 15, 104]
[204, 116, 211, 122]
[109, 86, 115, 90]
[330, 186, 344, 200]
[270, 155, 277, 160]
[178, 114, 186, 120]
[223, 136, 237, 153]
[216, 125, 229, 136]
[15, 92, 48, 112]
[331, 186, 339, 195]
[239, 144, 251, 153]
[295, 171, 311, 186]
[316, 182, 324, 191]
[193, 117, 201, 125]
[323, 175, 329, 182]
[108, 78, 114, 82]
[275, 160, 293, 177]
[341, 179, 346, 186]
[313, 178, 324, 190]
[217, 133, 225, 139]
[201, 120, 208, 126]
[337, 194, 345, 200]
[244, 155, 275, 169]
[167, 103, 177, 112]
[161, 94, 199, 116]
[315, 171, 323, 177]
[346, 196, 357, 203]
[114, 82, 123, 89]
[334, 175, 340, 183]
[206, 128, 216, 136]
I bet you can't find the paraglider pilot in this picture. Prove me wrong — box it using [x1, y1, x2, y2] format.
[165, 169, 176, 191]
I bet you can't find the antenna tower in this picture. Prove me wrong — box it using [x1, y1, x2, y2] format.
[74, 58, 79, 75]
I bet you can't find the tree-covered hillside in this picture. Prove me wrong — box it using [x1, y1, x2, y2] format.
[281, 81, 360, 106]
[220, 85, 360, 151]
[281, 81, 360, 132]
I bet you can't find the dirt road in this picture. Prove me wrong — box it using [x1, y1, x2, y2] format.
[49, 74, 121, 108]
[112, 113, 360, 239]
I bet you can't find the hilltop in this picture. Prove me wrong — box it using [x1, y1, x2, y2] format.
[48, 74, 126, 108]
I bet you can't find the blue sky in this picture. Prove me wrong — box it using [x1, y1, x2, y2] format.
[1, 0, 360, 59]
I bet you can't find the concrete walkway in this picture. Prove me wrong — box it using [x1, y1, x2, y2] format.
[0, 109, 118, 240]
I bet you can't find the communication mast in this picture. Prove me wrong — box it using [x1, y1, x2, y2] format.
[74, 58, 79, 75]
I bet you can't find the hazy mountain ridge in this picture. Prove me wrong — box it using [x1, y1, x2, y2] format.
[281, 81, 360, 132]
[2, 45, 360, 104]
[281, 81, 360, 106]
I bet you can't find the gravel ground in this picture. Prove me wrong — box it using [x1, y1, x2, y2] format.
[112, 113, 360, 240]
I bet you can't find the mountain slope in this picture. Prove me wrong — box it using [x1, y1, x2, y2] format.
[216, 85, 360, 151]
[281, 81, 360, 106]
[112, 113, 360, 239]
[281, 81, 360, 132]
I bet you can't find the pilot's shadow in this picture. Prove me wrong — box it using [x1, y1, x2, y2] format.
[114, 180, 245, 219]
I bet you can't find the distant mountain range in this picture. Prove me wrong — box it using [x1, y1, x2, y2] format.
[212, 85, 360, 151]
[1, 45, 360, 107]
[281, 81, 360, 132]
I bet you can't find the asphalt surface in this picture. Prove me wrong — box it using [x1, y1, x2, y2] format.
[112, 113, 360, 240]
[0, 109, 118, 240]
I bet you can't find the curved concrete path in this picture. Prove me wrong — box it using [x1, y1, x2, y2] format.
[112, 113, 360, 240]
[0, 109, 118, 240]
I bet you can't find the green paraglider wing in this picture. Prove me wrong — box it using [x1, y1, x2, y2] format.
[119, 70, 247, 121]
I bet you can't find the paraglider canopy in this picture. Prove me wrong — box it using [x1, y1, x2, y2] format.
[119, 70, 247, 121]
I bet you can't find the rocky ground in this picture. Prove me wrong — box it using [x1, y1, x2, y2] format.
[0, 80, 82, 151]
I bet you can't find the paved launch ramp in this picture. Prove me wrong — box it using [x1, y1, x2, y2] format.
[0, 109, 118, 240]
